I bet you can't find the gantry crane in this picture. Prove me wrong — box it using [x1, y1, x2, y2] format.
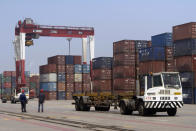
[13, 18, 95, 98]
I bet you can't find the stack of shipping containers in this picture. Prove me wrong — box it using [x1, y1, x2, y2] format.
[113, 40, 149, 95]
[40, 55, 90, 100]
[29, 75, 39, 98]
[173, 22, 196, 104]
[92, 57, 113, 93]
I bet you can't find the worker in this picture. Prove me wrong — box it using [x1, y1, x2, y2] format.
[38, 89, 45, 112]
[19, 90, 27, 112]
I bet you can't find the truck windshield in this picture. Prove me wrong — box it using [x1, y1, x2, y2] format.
[162, 73, 181, 89]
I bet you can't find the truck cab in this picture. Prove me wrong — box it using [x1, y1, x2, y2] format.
[11, 87, 29, 103]
[137, 72, 183, 116]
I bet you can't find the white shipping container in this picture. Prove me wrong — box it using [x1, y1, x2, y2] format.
[74, 74, 82, 82]
[40, 73, 57, 82]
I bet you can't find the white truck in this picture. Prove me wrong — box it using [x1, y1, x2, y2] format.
[73, 72, 183, 116]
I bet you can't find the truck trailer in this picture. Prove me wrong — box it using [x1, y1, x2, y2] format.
[73, 72, 183, 116]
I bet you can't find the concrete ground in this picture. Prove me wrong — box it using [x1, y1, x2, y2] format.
[0, 99, 196, 131]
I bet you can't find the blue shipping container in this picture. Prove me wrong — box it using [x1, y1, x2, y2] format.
[194, 88, 196, 104]
[174, 39, 196, 57]
[151, 32, 172, 47]
[74, 65, 82, 73]
[179, 72, 194, 88]
[57, 91, 66, 100]
[92, 57, 113, 69]
[65, 56, 74, 65]
[135, 40, 149, 50]
[57, 73, 66, 82]
[82, 64, 90, 73]
[40, 82, 56, 91]
[139, 47, 165, 62]
[182, 87, 192, 104]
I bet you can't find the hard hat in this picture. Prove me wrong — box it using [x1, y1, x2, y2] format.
[22, 90, 25, 93]
[40, 89, 44, 92]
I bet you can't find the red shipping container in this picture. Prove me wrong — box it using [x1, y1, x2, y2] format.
[30, 76, 39, 83]
[40, 64, 56, 74]
[139, 61, 165, 75]
[83, 83, 91, 93]
[173, 22, 196, 41]
[65, 65, 74, 74]
[65, 83, 74, 92]
[74, 56, 82, 65]
[165, 47, 173, 61]
[82, 74, 91, 84]
[93, 80, 112, 93]
[57, 82, 65, 91]
[113, 53, 136, 66]
[174, 55, 196, 72]
[56, 65, 65, 72]
[74, 82, 82, 93]
[113, 78, 136, 93]
[65, 74, 74, 83]
[113, 66, 135, 78]
[48, 55, 65, 65]
[3, 71, 12, 77]
[92, 69, 112, 80]
[66, 92, 73, 100]
[113, 40, 136, 54]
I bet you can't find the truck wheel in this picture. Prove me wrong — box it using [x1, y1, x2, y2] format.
[79, 99, 90, 111]
[138, 103, 147, 116]
[95, 106, 101, 111]
[167, 108, 177, 116]
[120, 102, 132, 115]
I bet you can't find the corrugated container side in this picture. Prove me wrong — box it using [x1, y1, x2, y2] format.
[182, 87, 193, 104]
[82, 83, 91, 93]
[92, 69, 112, 80]
[194, 88, 196, 104]
[180, 72, 194, 88]
[66, 92, 73, 100]
[93, 80, 112, 92]
[65, 83, 74, 92]
[40, 82, 56, 91]
[82, 74, 90, 84]
[65, 65, 74, 74]
[57, 82, 65, 91]
[174, 39, 196, 57]
[57, 73, 66, 82]
[40, 73, 57, 82]
[113, 66, 135, 78]
[113, 40, 136, 54]
[113, 53, 136, 66]
[65, 56, 74, 65]
[74, 74, 82, 82]
[74, 82, 82, 94]
[82, 64, 90, 73]
[74, 65, 82, 73]
[57, 91, 66, 100]
[56, 65, 65, 72]
[43, 91, 57, 100]
[48, 55, 65, 65]
[92, 57, 113, 69]
[151, 33, 172, 47]
[139, 47, 165, 62]
[40, 64, 56, 74]
[3, 71, 12, 77]
[65, 74, 74, 83]
[73, 56, 82, 65]
[173, 22, 196, 41]
[113, 78, 136, 93]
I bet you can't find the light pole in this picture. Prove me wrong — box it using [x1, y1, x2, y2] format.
[66, 38, 72, 55]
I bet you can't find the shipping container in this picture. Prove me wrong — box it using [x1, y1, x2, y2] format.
[43, 91, 57, 100]
[56, 65, 65, 72]
[139, 47, 165, 62]
[92, 57, 113, 69]
[113, 53, 136, 66]
[93, 80, 112, 93]
[82, 83, 91, 93]
[65, 55, 74, 65]
[151, 33, 172, 47]
[48, 55, 65, 65]
[73, 56, 82, 65]
[40, 73, 57, 82]
[82, 64, 90, 73]
[182, 87, 193, 104]
[74, 82, 82, 94]
[65, 83, 74, 92]
[82, 74, 90, 84]
[173, 22, 196, 41]
[174, 39, 196, 57]
[113, 66, 135, 78]
[74, 65, 82, 74]
[92, 69, 112, 80]
[40, 64, 56, 74]
[74, 74, 82, 82]
[3, 71, 12, 77]
[57, 73, 66, 82]
[65, 74, 74, 83]
[57, 91, 66, 100]
[57, 82, 65, 91]
[180, 72, 194, 88]
[40, 82, 56, 91]
[65, 65, 74, 74]
[139, 61, 165, 75]
[194, 88, 196, 104]
[113, 78, 136, 94]
[66, 92, 73, 100]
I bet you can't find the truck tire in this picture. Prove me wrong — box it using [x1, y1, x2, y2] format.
[95, 106, 110, 111]
[138, 103, 147, 116]
[75, 100, 81, 111]
[120, 102, 132, 115]
[79, 98, 90, 111]
[167, 108, 177, 116]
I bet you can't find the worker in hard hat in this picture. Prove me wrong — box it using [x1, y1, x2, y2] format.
[19, 89, 27, 112]
[38, 89, 45, 112]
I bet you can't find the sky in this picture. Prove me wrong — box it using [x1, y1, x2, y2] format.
[0, 0, 196, 74]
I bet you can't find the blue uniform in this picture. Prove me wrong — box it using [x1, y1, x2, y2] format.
[19, 93, 27, 112]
